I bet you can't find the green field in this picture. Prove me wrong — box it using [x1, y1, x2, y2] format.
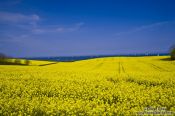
[0, 56, 175, 115]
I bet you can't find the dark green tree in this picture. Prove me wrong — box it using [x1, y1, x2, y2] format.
[171, 47, 175, 60]
[25, 60, 30, 65]
[15, 59, 21, 64]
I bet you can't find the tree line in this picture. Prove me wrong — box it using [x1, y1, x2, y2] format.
[0, 53, 30, 65]
[0, 45, 175, 63]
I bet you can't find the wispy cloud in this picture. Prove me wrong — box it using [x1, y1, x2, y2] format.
[0, 0, 21, 6]
[0, 11, 84, 46]
[0, 11, 84, 34]
[115, 21, 172, 36]
[67, 22, 85, 32]
[0, 11, 40, 24]
[32, 22, 85, 34]
[0, 34, 29, 43]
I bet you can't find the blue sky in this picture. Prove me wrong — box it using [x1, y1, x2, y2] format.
[0, 0, 175, 57]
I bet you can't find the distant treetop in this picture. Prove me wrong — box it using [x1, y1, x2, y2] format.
[170, 45, 175, 60]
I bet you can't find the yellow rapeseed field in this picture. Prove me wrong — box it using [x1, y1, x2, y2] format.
[0, 56, 175, 115]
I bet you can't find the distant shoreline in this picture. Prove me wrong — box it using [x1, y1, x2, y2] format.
[23, 53, 169, 62]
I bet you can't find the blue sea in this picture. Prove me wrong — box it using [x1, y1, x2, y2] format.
[25, 53, 169, 62]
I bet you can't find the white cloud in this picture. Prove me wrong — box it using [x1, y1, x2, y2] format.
[0, 11, 84, 35]
[0, 0, 21, 6]
[0, 11, 40, 24]
[115, 21, 171, 36]
[67, 22, 85, 32]
[32, 22, 85, 34]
